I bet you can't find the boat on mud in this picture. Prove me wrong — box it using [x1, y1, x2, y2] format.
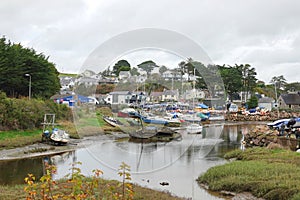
[103, 116, 123, 127]
[41, 114, 69, 145]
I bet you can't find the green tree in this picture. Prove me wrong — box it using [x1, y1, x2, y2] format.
[219, 65, 243, 101]
[270, 75, 287, 99]
[137, 60, 158, 76]
[130, 67, 140, 76]
[0, 37, 60, 99]
[236, 64, 257, 102]
[112, 60, 131, 76]
[159, 65, 168, 75]
[247, 95, 258, 109]
[270, 75, 287, 90]
[117, 66, 131, 75]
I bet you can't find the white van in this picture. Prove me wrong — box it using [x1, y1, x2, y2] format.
[229, 103, 238, 113]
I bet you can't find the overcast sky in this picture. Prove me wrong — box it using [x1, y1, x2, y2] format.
[1, 0, 300, 83]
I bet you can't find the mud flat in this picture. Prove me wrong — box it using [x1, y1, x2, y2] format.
[0, 134, 127, 160]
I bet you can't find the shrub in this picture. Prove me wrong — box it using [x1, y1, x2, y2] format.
[0, 93, 72, 130]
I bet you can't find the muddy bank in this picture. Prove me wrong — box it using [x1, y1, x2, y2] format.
[0, 133, 128, 161]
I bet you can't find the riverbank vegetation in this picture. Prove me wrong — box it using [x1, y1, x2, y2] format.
[198, 147, 300, 200]
[0, 92, 72, 131]
[0, 94, 121, 149]
[0, 92, 74, 148]
[0, 162, 184, 200]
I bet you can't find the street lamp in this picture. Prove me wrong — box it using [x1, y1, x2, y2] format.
[25, 74, 31, 100]
[274, 82, 279, 118]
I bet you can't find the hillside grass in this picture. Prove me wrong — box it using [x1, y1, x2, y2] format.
[198, 147, 300, 200]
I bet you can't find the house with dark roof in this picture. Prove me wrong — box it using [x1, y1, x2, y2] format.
[278, 92, 300, 109]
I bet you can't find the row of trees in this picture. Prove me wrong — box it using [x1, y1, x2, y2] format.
[102, 59, 160, 77]
[0, 37, 61, 99]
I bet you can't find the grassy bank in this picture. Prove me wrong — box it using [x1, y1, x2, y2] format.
[0, 162, 184, 200]
[197, 147, 300, 200]
[0, 178, 184, 200]
[0, 106, 122, 149]
[0, 129, 42, 149]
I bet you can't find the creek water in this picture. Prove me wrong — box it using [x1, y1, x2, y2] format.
[0, 122, 258, 199]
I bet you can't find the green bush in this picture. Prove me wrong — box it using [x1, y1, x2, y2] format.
[0, 92, 72, 130]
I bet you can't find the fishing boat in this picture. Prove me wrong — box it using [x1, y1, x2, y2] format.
[41, 114, 69, 145]
[103, 116, 123, 127]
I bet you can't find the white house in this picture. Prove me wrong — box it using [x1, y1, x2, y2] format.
[60, 76, 75, 90]
[119, 71, 131, 81]
[162, 69, 182, 80]
[184, 89, 206, 100]
[258, 97, 274, 111]
[104, 91, 132, 105]
[161, 89, 179, 102]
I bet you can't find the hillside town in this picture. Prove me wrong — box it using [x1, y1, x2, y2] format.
[57, 62, 300, 114]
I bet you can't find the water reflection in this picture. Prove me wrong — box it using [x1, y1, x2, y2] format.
[0, 123, 258, 199]
[0, 158, 44, 185]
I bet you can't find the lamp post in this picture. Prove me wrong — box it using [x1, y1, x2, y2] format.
[25, 74, 31, 100]
[274, 82, 279, 118]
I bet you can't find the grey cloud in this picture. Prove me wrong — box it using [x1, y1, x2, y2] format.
[1, 0, 300, 82]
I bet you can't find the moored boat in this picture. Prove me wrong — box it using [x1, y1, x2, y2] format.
[186, 123, 203, 134]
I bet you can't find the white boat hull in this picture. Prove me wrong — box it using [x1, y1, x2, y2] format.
[186, 123, 203, 134]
